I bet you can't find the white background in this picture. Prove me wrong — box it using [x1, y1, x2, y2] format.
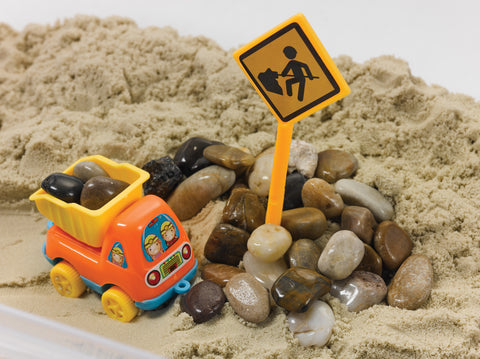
[1, 0, 479, 100]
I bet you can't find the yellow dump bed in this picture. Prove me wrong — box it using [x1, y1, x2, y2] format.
[29, 155, 149, 248]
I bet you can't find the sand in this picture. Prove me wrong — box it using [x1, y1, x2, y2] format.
[1, 15, 480, 359]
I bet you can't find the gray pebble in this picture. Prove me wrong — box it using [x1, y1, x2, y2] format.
[334, 179, 394, 222]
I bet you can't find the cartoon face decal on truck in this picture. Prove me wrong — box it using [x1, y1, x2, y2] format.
[109, 242, 127, 268]
[142, 214, 180, 262]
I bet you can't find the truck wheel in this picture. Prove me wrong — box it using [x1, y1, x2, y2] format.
[101, 287, 138, 323]
[50, 261, 86, 298]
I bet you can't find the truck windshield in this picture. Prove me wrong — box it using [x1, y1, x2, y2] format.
[141, 214, 180, 262]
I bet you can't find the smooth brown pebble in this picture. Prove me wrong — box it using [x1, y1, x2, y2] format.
[341, 206, 377, 244]
[204, 224, 249, 266]
[315, 149, 358, 183]
[374, 221, 413, 271]
[222, 188, 265, 233]
[281, 207, 327, 241]
[288, 239, 321, 271]
[271, 267, 331, 313]
[301, 178, 344, 218]
[224, 273, 270, 323]
[387, 254, 433, 310]
[80, 176, 129, 210]
[167, 165, 235, 220]
[180, 280, 226, 323]
[204, 144, 255, 171]
[201, 263, 245, 288]
[355, 243, 383, 276]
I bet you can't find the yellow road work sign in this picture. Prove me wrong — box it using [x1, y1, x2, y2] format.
[233, 13, 350, 124]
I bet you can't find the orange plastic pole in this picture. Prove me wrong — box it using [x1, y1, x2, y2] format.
[265, 121, 294, 225]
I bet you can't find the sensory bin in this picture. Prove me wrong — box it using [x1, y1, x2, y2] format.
[1, 16, 480, 359]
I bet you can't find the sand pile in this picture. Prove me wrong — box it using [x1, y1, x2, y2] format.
[1, 15, 480, 358]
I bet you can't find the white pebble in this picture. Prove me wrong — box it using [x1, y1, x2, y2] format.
[243, 251, 287, 290]
[248, 147, 274, 197]
[288, 140, 318, 178]
[287, 300, 335, 347]
[317, 230, 365, 280]
[247, 223, 292, 262]
[330, 271, 387, 312]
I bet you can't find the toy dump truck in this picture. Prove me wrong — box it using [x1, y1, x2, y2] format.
[30, 155, 197, 322]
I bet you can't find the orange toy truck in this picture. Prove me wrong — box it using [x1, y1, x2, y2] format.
[30, 155, 197, 322]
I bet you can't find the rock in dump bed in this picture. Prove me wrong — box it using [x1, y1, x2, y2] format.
[1, 16, 480, 359]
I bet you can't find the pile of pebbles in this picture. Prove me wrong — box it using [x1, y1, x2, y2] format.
[143, 137, 434, 347]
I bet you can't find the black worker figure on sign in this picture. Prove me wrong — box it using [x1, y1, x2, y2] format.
[257, 46, 318, 101]
[281, 46, 313, 101]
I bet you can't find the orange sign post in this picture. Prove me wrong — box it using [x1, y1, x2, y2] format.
[233, 13, 350, 225]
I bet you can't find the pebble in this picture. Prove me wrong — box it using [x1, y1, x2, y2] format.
[373, 221, 413, 271]
[201, 263, 245, 288]
[224, 273, 270, 323]
[72, 160, 109, 182]
[204, 224, 250, 266]
[301, 178, 344, 218]
[271, 267, 331, 313]
[247, 223, 292, 262]
[142, 156, 183, 199]
[288, 239, 322, 271]
[387, 254, 433, 310]
[317, 230, 365, 280]
[334, 179, 394, 222]
[203, 144, 255, 172]
[248, 147, 274, 197]
[173, 137, 223, 177]
[315, 149, 358, 183]
[41, 173, 84, 203]
[287, 300, 335, 347]
[180, 280, 226, 323]
[288, 139, 318, 178]
[243, 250, 287, 290]
[355, 244, 383, 276]
[341, 206, 377, 245]
[281, 207, 327, 241]
[283, 172, 307, 210]
[330, 271, 387, 312]
[222, 188, 265, 233]
[167, 165, 235, 220]
[80, 176, 129, 210]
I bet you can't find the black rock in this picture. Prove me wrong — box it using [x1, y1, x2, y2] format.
[142, 156, 183, 199]
[41, 173, 84, 204]
[283, 172, 307, 210]
[173, 137, 223, 177]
